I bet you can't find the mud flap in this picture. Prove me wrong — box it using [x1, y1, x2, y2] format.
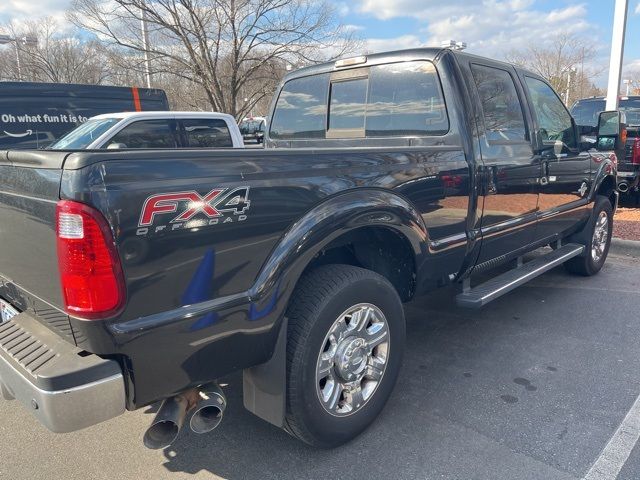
[242, 317, 287, 427]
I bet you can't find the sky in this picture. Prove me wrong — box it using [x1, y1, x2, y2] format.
[1, 0, 639, 85]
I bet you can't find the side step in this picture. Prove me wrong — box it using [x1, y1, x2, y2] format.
[456, 243, 584, 309]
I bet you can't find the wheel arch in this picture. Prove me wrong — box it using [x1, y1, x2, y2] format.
[243, 189, 427, 426]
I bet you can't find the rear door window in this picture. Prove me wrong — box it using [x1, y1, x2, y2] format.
[106, 119, 178, 148]
[182, 118, 233, 147]
[366, 61, 448, 136]
[470, 64, 527, 143]
[269, 73, 330, 139]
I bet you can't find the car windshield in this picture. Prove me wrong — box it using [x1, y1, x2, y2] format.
[571, 98, 640, 127]
[49, 118, 121, 149]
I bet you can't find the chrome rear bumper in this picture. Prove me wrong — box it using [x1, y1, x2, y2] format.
[0, 312, 125, 433]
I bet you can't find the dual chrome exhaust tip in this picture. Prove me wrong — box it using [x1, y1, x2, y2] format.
[143, 383, 227, 450]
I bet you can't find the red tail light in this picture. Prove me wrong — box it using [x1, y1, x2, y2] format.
[56, 200, 126, 319]
[632, 138, 640, 166]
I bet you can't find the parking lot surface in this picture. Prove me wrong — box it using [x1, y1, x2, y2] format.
[1, 250, 640, 480]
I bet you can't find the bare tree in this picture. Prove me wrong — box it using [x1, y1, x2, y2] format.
[0, 18, 110, 84]
[68, 0, 359, 119]
[505, 33, 604, 106]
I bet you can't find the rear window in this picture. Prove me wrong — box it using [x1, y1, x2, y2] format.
[270, 60, 448, 140]
[182, 118, 233, 147]
[571, 100, 605, 127]
[269, 74, 330, 140]
[329, 77, 368, 133]
[106, 119, 178, 148]
[571, 98, 640, 127]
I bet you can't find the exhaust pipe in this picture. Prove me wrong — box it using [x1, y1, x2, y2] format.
[143, 389, 199, 450]
[189, 383, 227, 434]
[619, 182, 629, 193]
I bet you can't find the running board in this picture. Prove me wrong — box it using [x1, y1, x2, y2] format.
[456, 243, 584, 309]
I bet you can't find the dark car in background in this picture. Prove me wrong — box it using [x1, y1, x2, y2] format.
[571, 96, 640, 197]
[239, 117, 266, 144]
[0, 82, 169, 149]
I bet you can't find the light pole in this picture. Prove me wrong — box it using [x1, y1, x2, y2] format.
[623, 79, 633, 96]
[605, 0, 629, 110]
[140, 6, 152, 88]
[565, 67, 577, 106]
[0, 34, 37, 81]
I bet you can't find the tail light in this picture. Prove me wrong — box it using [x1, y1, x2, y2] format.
[56, 200, 126, 319]
[632, 138, 640, 166]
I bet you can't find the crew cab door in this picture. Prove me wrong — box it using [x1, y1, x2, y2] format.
[520, 75, 592, 241]
[463, 60, 539, 264]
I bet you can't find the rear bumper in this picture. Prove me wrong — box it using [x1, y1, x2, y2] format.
[0, 312, 126, 433]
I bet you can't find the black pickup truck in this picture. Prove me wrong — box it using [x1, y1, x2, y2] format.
[0, 48, 622, 449]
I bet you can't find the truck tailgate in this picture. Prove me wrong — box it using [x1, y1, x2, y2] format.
[0, 150, 74, 341]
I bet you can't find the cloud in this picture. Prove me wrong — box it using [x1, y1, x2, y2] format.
[0, 0, 71, 23]
[334, 2, 350, 17]
[355, 0, 594, 61]
[635, 2, 640, 14]
[365, 35, 426, 53]
[343, 24, 365, 32]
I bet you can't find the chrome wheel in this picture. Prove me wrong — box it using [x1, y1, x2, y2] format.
[591, 211, 609, 263]
[315, 303, 390, 417]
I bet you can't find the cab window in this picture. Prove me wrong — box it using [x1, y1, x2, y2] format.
[182, 118, 233, 148]
[366, 61, 448, 136]
[106, 119, 178, 148]
[525, 76, 576, 149]
[470, 64, 527, 143]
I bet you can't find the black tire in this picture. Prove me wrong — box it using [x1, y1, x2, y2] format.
[564, 195, 613, 276]
[284, 264, 405, 448]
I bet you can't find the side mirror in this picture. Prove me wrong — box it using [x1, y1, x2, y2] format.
[596, 110, 627, 151]
[107, 142, 127, 149]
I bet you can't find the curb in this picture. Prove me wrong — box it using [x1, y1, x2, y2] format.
[610, 238, 640, 257]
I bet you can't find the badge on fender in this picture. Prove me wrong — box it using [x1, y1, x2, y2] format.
[136, 187, 251, 235]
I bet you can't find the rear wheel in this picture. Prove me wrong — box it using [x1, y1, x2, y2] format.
[284, 264, 405, 447]
[564, 195, 613, 276]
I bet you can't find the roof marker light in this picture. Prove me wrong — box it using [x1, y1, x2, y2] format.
[335, 56, 367, 68]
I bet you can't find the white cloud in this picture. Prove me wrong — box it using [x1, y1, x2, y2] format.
[334, 2, 350, 17]
[364, 34, 426, 53]
[0, 0, 70, 23]
[343, 24, 365, 32]
[635, 2, 640, 14]
[356, 1, 595, 61]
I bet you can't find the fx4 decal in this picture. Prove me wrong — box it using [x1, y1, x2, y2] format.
[137, 187, 250, 235]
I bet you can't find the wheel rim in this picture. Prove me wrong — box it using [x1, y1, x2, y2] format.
[315, 303, 390, 417]
[591, 211, 609, 263]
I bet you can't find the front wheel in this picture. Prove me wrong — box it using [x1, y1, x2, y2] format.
[284, 264, 405, 448]
[564, 195, 613, 276]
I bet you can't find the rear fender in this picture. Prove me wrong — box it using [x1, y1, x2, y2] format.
[243, 189, 428, 426]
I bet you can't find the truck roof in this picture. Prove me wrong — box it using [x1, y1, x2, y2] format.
[91, 111, 236, 121]
[282, 47, 539, 83]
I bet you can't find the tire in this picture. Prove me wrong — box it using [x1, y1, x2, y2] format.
[284, 264, 405, 448]
[564, 195, 613, 276]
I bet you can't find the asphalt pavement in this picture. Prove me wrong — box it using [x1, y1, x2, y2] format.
[1, 249, 640, 480]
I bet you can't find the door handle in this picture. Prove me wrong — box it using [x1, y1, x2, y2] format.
[540, 161, 550, 185]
